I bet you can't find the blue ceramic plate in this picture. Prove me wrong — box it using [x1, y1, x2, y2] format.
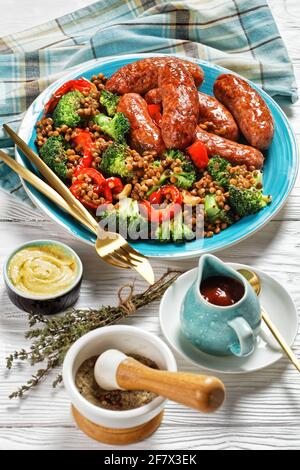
[17, 53, 299, 259]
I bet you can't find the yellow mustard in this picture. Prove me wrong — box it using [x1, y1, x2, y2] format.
[8, 245, 79, 297]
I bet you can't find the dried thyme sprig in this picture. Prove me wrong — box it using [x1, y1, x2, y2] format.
[6, 270, 181, 399]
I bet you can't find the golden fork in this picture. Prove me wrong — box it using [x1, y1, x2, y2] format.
[3, 125, 155, 284]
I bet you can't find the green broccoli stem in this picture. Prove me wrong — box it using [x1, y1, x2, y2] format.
[204, 193, 233, 225]
[155, 217, 194, 243]
[262, 194, 271, 204]
[146, 173, 170, 196]
[204, 194, 221, 222]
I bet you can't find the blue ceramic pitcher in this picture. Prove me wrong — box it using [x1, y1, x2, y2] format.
[180, 254, 261, 357]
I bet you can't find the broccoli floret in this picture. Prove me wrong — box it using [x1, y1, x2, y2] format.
[100, 143, 132, 178]
[99, 90, 120, 117]
[207, 157, 265, 191]
[53, 90, 82, 128]
[154, 221, 171, 243]
[155, 217, 194, 243]
[99, 198, 147, 237]
[164, 149, 186, 161]
[147, 152, 196, 195]
[147, 169, 196, 195]
[173, 171, 196, 189]
[206, 157, 271, 218]
[204, 193, 234, 225]
[98, 199, 130, 226]
[165, 150, 196, 188]
[172, 217, 194, 243]
[39, 136, 68, 179]
[229, 185, 271, 217]
[93, 112, 130, 143]
[207, 157, 231, 188]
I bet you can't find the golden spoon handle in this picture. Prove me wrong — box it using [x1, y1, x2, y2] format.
[262, 309, 300, 373]
[3, 124, 99, 233]
[0, 150, 97, 235]
[238, 268, 300, 373]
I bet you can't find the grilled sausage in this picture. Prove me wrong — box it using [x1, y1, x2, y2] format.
[117, 93, 165, 154]
[195, 127, 264, 169]
[197, 92, 239, 141]
[214, 74, 274, 150]
[144, 88, 162, 105]
[106, 57, 204, 95]
[145, 88, 239, 141]
[158, 62, 199, 149]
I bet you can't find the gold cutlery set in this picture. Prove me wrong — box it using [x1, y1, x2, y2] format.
[1, 124, 154, 285]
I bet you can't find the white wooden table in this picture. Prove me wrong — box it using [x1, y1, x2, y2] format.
[0, 0, 300, 451]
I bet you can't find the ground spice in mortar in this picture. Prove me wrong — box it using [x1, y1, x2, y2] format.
[75, 354, 158, 411]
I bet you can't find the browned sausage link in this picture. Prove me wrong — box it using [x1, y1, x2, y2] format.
[197, 92, 239, 141]
[195, 127, 264, 169]
[144, 88, 162, 104]
[145, 88, 239, 142]
[106, 57, 204, 95]
[159, 62, 199, 149]
[117, 93, 165, 154]
[213, 74, 274, 150]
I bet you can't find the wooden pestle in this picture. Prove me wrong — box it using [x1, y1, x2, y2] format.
[94, 350, 225, 413]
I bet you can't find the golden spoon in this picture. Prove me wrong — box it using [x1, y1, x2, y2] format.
[238, 268, 300, 373]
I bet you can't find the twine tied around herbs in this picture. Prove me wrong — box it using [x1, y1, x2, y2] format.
[118, 283, 136, 315]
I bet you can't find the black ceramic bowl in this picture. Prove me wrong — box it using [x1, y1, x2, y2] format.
[3, 240, 83, 315]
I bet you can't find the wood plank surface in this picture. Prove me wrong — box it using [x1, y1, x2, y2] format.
[0, 0, 299, 450]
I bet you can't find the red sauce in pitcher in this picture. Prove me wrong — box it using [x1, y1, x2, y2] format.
[200, 275, 244, 307]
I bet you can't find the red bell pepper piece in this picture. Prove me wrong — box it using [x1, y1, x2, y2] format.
[69, 181, 99, 210]
[147, 104, 162, 127]
[71, 129, 95, 177]
[70, 168, 112, 210]
[73, 167, 106, 186]
[142, 185, 183, 222]
[106, 177, 123, 194]
[147, 104, 161, 117]
[149, 185, 182, 205]
[44, 78, 93, 115]
[186, 140, 209, 170]
[98, 182, 113, 204]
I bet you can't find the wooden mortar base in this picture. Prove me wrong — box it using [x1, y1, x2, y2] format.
[72, 405, 164, 445]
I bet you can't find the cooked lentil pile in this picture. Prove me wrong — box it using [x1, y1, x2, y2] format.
[35, 72, 271, 242]
[75, 354, 158, 411]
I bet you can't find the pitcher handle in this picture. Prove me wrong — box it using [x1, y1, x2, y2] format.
[228, 317, 255, 357]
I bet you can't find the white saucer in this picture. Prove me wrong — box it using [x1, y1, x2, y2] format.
[159, 263, 299, 374]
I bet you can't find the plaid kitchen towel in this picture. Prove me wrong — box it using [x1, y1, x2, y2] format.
[0, 0, 297, 203]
